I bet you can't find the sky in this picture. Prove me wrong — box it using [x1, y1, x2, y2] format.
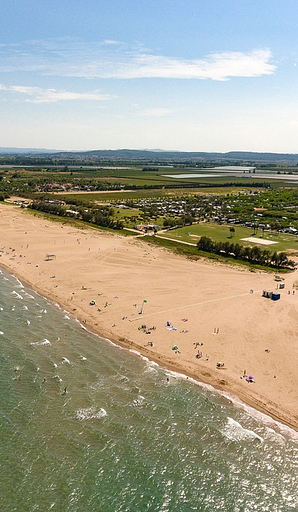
[0, 0, 298, 152]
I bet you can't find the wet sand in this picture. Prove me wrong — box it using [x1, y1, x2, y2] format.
[1, 204, 298, 430]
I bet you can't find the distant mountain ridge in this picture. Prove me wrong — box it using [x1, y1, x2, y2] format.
[0, 148, 298, 163]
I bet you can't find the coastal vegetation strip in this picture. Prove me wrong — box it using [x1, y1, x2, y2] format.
[1, 155, 298, 269]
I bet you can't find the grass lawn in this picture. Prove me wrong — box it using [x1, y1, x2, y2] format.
[158, 222, 298, 253]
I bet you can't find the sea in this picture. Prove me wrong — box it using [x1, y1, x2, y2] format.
[0, 267, 298, 512]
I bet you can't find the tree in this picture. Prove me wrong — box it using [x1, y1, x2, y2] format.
[197, 236, 212, 252]
[229, 226, 235, 238]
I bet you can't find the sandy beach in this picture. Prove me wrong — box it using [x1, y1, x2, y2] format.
[1, 203, 298, 431]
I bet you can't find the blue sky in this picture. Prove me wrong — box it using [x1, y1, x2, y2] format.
[0, 0, 298, 152]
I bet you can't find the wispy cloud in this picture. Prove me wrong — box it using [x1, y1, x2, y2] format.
[0, 39, 276, 81]
[0, 84, 114, 103]
[107, 49, 275, 81]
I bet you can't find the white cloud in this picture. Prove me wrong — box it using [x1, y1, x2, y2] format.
[104, 49, 275, 81]
[0, 39, 276, 81]
[0, 84, 114, 103]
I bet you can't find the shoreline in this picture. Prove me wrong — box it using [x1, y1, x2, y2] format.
[1, 204, 298, 433]
[3, 261, 298, 437]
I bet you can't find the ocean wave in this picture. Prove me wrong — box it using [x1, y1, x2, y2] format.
[52, 375, 62, 382]
[132, 395, 145, 407]
[129, 349, 142, 357]
[76, 407, 107, 421]
[23, 292, 35, 299]
[30, 338, 52, 346]
[222, 417, 264, 443]
[13, 276, 24, 288]
[220, 391, 298, 441]
[143, 364, 158, 375]
[265, 427, 285, 443]
[11, 290, 23, 300]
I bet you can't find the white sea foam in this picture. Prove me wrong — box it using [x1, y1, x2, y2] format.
[132, 395, 145, 407]
[30, 339, 51, 346]
[41, 339, 51, 346]
[13, 276, 24, 288]
[148, 360, 159, 367]
[26, 320, 30, 325]
[129, 349, 141, 357]
[0, 331, 4, 335]
[22, 305, 28, 310]
[220, 391, 298, 441]
[62, 357, 71, 364]
[23, 292, 35, 299]
[265, 427, 285, 443]
[11, 290, 23, 300]
[76, 407, 107, 421]
[222, 417, 264, 443]
[143, 364, 158, 375]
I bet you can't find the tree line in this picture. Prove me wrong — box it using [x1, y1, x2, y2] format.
[28, 201, 124, 230]
[197, 236, 295, 268]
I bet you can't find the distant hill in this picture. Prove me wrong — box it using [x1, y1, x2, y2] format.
[49, 149, 298, 164]
[0, 147, 59, 155]
[0, 148, 298, 164]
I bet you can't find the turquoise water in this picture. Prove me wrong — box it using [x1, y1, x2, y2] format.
[0, 268, 298, 512]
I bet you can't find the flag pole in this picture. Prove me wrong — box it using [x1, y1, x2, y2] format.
[139, 299, 147, 314]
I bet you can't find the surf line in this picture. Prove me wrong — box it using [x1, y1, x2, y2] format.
[129, 290, 263, 322]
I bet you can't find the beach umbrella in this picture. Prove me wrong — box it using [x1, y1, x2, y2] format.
[248, 375, 254, 380]
[172, 345, 178, 351]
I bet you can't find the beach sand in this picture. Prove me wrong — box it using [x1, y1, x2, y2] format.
[1, 204, 298, 430]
